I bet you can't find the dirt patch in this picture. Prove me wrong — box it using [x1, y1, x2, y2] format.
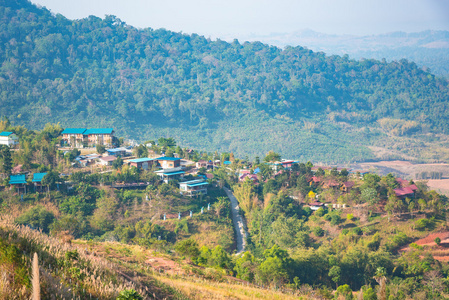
[413, 232, 449, 246]
[350, 161, 449, 180]
[425, 179, 449, 196]
[146, 255, 186, 275]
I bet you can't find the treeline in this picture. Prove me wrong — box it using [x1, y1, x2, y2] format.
[0, 0, 449, 161]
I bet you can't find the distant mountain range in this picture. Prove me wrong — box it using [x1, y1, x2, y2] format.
[1, 0, 449, 163]
[240, 30, 449, 78]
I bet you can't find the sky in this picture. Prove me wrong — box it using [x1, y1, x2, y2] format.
[30, 0, 449, 39]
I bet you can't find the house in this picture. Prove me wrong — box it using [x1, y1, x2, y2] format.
[280, 160, 295, 169]
[309, 176, 321, 187]
[9, 174, 27, 193]
[323, 179, 340, 189]
[309, 201, 325, 211]
[32, 172, 47, 191]
[98, 156, 117, 166]
[107, 147, 127, 157]
[179, 179, 208, 197]
[61, 128, 87, 147]
[341, 181, 355, 193]
[239, 173, 259, 183]
[84, 128, 114, 147]
[129, 158, 155, 170]
[0, 132, 18, 147]
[155, 167, 185, 183]
[157, 157, 181, 169]
[196, 160, 208, 169]
[394, 178, 418, 199]
[238, 169, 251, 178]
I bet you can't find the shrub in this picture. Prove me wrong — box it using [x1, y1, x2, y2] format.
[330, 214, 341, 226]
[414, 218, 435, 231]
[352, 227, 362, 235]
[313, 227, 325, 237]
[15, 205, 55, 233]
[117, 289, 143, 300]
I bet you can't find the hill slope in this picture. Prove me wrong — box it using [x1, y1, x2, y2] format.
[1, 0, 449, 162]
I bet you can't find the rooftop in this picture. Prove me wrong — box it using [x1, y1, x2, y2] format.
[9, 174, 26, 185]
[0, 131, 14, 136]
[61, 128, 87, 134]
[84, 128, 114, 135]
[129, 158, 155, 163]
[32, 173, 47, 183]
[157, 156, 180, 161]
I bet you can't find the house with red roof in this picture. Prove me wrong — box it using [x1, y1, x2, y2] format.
[394, 178, 418, 199]
[341, 181, 355, 193]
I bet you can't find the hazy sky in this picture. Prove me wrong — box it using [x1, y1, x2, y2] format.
[30, 0, 449, 39]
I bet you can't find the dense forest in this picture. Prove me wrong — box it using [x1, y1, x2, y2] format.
[1, 0, 449, 162]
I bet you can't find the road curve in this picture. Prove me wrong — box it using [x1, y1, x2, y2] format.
[223, 187, 248, 254]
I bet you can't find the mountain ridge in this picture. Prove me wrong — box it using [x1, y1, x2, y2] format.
[1, 0, 449, 162]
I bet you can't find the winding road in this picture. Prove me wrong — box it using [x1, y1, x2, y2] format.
[223, 187, 248, 254]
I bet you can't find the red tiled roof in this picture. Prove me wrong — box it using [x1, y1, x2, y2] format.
[311, 176, 321, 182]
[206, 174, 214, 179]
[309, 201, 324, 206]
[100, 155, 117, 162]
[394, 186, 415, 197]
[343, 181, 354, 188]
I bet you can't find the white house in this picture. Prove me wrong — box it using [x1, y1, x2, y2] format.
[0, 132, 18, 147]
[179, 179, 208, 197]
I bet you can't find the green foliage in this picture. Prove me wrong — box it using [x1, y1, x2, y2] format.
[175, 239, 200, 261]
[116, 289, 143, 300]
[435, 237, 441, 245]
[112, 157, 124, 169]
[96, 144, 106, 154]
[313, 226, 325, 237]
[414, 217, 435, 231]
[263, 151, 281, 162]
[15, 205, 55, 233]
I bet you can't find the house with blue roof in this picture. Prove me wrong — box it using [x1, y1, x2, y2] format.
[129, 157, 155, 170]
[61, 128, 87, 147]
[61, 128, 115, 147]
[179, 179, 208, 197]
[0, 131, 18, 147]
[9, 174, 27, 193]
[84, 128, 114, 147]
[107, 147, 127, 157]
[155, 167, 185, 183]
[32, 172, 47, 191]
[157, 156, 181, 169]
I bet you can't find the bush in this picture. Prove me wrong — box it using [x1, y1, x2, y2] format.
[414, 218, 435, 231]
[15, 205, 55, 233]
[330, 214, 341, 226]
[351, 227, 362, 235]
[117, 289, 143, 300]
[313, 227, 325, 237]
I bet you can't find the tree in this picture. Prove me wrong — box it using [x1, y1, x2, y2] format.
[112, 156, 123, 169]
[15, 205, 55, 233]
[96, 144, 106, 154]
[175, 239, 200, 261]
[0, 145, 12, 175]
[264, 151, 281, 162]
[41, 170, 62, 193]
[157, 137, 176, 148]
[435, 237, 441, 246]
[328, 265, 341, 288]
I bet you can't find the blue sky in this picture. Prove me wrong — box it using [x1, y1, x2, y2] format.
[31, 0, 449, 38]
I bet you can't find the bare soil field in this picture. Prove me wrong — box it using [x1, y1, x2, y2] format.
[349, 160, 449, 195]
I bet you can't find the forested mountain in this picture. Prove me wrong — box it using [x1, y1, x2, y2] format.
[242, 29, 449, 78]
[1, 0, 449, 162]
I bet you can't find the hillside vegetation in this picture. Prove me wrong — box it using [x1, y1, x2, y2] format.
[1, 0, 449, 162]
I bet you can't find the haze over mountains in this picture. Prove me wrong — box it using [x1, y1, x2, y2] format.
[240, 29, 449, 78]
[1, 0, 449, 163]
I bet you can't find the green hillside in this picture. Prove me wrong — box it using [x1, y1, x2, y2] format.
[1, 0, 449, 162]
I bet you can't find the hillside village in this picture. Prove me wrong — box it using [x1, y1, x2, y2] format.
[1, 124, 449, 299]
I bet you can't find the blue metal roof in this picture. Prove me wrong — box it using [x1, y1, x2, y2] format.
[61, 128, 86, 134]
[129, 158, 154, 163]
[163, 171, 185, 176]
[187, 182, 208, 187]
[9, 174, 26, 185]
[157, 157, 180, 161]
[107, 148, 126, 153]
[0, 131, 13, 136]
[223, 161, 232, 165]
[84, 128, 114, 135]
[32, 173, 47, 183]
